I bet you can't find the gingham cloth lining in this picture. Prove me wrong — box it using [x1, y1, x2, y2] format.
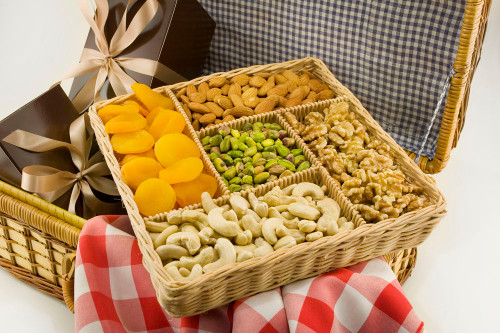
[199, 0, 467, 159]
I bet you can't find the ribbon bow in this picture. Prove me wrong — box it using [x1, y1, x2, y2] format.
[62, 0, 186, 111]
[3, 114, 121, 218]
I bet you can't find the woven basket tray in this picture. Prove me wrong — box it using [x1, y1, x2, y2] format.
[88, 57, 446, 317]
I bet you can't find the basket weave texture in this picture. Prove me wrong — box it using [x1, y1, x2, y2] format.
[89, 57, 446, 317]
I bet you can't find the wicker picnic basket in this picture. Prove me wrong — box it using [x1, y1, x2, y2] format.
[0, 0, 490, 313]
[88, 57, 446, 316]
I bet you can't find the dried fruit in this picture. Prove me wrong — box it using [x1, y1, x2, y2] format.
[105, 113, 147, 134]
[121, 157, 163, 190]
[148, 109, 186, 140]
[98, 104, 139, 124]
[154, 133, 200, 167]
[123, 100, 149, 117]
[120, 149, 156, 166]
[111, 130, 155, 154]
[172, 173, 218, 207]
[159, 157, 203, 184]
[131, 83, 174, 111]
[134, 178, 176, 216]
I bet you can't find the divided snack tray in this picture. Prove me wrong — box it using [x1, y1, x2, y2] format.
[89, 58, 446, 317]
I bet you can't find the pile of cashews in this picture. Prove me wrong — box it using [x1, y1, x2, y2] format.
[147, 182, 355, 282]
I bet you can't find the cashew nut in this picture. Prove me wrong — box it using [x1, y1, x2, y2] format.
[166, 232, 201, 255]
[208, 207, 241, 237]
[292, 183, 325, 200]
[201, 191, 218, 213]
[167, 264, 203, 281]
[337, 217, 348, 227]
[248, 192, 268, 218]
[234, 244, 257, 255]
[273, 235, 297, 250]
[339, 221, 355, 231]
[316, 198, 341, 236]
[179, 247, 216, 269]
[167, 210, 182, 224]
[241, 215, 262, 237]
[181, 210, 209, 230]
[229, 195, 250, 217]
[199, 227, 214, 244]
[145, 221, 171, 233]
[288, 229, 306, 243]
[288, 203, 321, 220]
[275, 225, 290, 238]
[262, 218, 285, 245]
[282, 184, 297, 196]
[298, 220, 317, 233]
[237, 251, 254, 262]
[305, 231, 323, 242]
[153, 225, 179, 248]
[223, 209, 238, 222]
[235, 230, 253, 245]
[246, 209, 262, 222]
[203, 238, 236, 273]
[253, 237, 274, 257]
[156, 244, 189, 260]
[180, 223, 199, 234]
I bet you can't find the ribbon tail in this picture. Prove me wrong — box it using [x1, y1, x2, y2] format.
[67, 182, 82, 215]
[70, 71, 101, 113]
[108, 59, 136, 96]
[80, 181, 123, 218]
[118, 57, 187, 84]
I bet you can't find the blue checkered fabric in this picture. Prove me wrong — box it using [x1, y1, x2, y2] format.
[199, 0, 466, 159]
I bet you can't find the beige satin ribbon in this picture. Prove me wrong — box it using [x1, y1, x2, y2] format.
[3, 114, 121, 218]
[61, 0, 186, 111]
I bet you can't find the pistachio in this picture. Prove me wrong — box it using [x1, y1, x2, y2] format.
[252, 122, 264, 130]
[297, 161, 311, 172]
[253, 165, 265, 174]
[241, 184, 253, 191]
[214, 158, 227, 172]
[254, 172, 270, 184]
[251, 131, 265, 142]
[280, 170, 293, 178]
[265, 159, 278, 169]
[223, 166, 237, 179]
[245, 137, 256, 147]
[242, 175, 253, 184]
[244, 146, 258, 157]
[268, 130, 279, 140]
[256, 142, 264, 151]
[228, 150, 244, 159]
[294, 155, 305, 166]
[269, 164, 287, 175]
[229, 177, 242, 185]
[201, 136, 211, 145]
[230, 137, 240, 150]
[228, 184, 242, 192]
[209, 134, 223, 147]
[278, 159, 296, 171]
[262, 139, 274, 147]
[238, 142, 249, 151]
[262, 151, 277, 160]
[282, 137, 295, 147]
[220, 136, 231, 152]
[276, 144, 290, 157]
[291, 148, 303, 156]
[210, 146, 221, 155]
[231, 129, 240, 138]
[220, 154, 233, 165]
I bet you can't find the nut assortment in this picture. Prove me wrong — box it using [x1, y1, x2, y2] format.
[174, 70, 335, 130]
[285, 101, 430, 222]
[98, 83, 218, 216]
[201, 122, 311, 192]
[147, 182, 354, 281]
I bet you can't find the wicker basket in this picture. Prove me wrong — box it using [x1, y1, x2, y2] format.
[88, 57, 446, 317]
[0, 180, 83, 311]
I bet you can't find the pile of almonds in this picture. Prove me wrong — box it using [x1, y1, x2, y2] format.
[175, 69, 335, 130]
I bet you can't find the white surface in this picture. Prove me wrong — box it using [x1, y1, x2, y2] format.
[0, 1, 498, 332]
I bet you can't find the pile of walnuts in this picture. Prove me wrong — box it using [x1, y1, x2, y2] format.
[285, 101, 429, 222]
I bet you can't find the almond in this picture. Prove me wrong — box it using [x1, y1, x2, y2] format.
[254, 97, 278, 114]
[214, 95, 233, 109]
[205, 102, 224, 117]
[198, 82, 210, 95]
[221, 84, 230, 95]
[267, 84, 288, 97]
[241, 85, 250, 92]
[241, 87, 258, 100]
[307, 91, 317, 101]
[229, 94, 244, 107]
[180, 95, 190, 105]
[257, 81, 275, 96]
[192, 119, 200, 131]
[301, 70, 316, 79]
[230, 74, 250, 86]
[209, 77, 228, 88]
[317, 89, 335, 101]
[189, 92, 206, 104]
[222, 115, 235, 122]
[206, 88, 222, 102]
[302, 85, 311, 97]
[228, 83, 242, 96]
[249, 75, 266, 88]
[243, 96, 260, 108]
[286, 80, 298, 94]
[215, 119, 222, 124]
[301, 98, 315, 105]
[186, 84, 197, 96]
[308, 79, 327, 93]
[299, 74, 310, 85]
[288, 87, 305, 100]
[223, 106, 254, 118]
[282, 70, 301, 85]
[188, 102, 211, 114]
[175, 87, 187, 98]
[254, 72, 272, 79]
[182, 103, 192, 120]
[192, 112, 203, 120]
[275, 74, 288, 85]
[199, 113, 216, 125]
[285, 98, 302, 108]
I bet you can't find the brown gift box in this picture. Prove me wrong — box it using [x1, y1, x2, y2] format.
[0, 85, 125, 217]
[69, 0, 216, 102]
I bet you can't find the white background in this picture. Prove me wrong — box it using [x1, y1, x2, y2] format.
[0, 1, 499, 332]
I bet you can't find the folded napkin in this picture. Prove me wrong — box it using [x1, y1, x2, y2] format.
[75, 216, 424, 333]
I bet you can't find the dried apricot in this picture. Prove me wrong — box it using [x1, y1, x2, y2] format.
[134, 178, 176, 216]
[121, 157, 163, 190]
[105, 113, 147, 134]
[111, 130, 154, 154]
[146, 107, 164, 125]
[154, 133, 200, 167]
[120, 149, 156, 166]
[172, 173, 218, 207]
[124, 100, 149, 117]
[98, 104, 139, 124]
[159, 157, 203, 184]
[148, 108, 186, 140]
[131, 83, 175, 112]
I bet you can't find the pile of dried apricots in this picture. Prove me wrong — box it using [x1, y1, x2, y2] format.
[98, 83, 217, 217]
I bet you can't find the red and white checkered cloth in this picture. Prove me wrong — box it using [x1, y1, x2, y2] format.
[75, 216, 424, 333]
